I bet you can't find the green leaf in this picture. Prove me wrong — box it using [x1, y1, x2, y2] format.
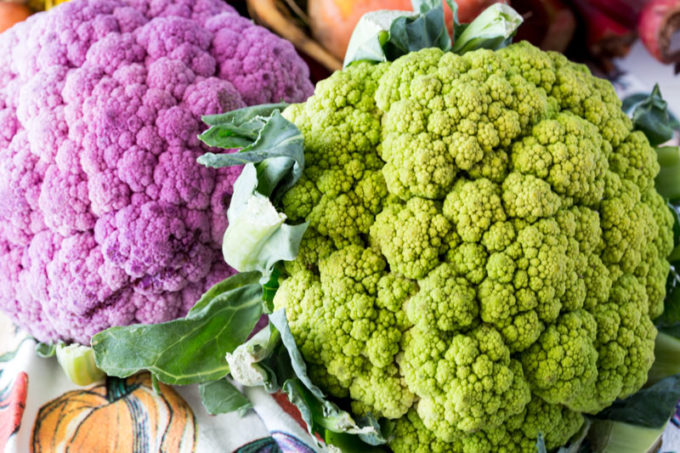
[281, 378, 321, 437]
[586, 420, 664, 453]
[450, 3, 523, 53]
[56, 343, 106, 386]
[198, 103, 289, 151]
[323, 428, 389, 452]
[556, 419, 592, 453]
[199, 109, 304, 199]
[199, 105, 308, 283]
[92, 272, 264, 385]
[151, 374, 161, 394]
[343, 0, 451, 67]
[199, 379, 252, 416]
[262, 266, 281, 309]
[594, 374, 680, 429]
[344, 10, 411, 67]
[189, 272, 263, 314]
[202, 103, 290, 127]
[628, 84, 679, 147]
[222, 191, 307, 281]
[648, 332, 680, 384]
[655, 266, 680, 336]
[622, 93, 648, 113]
[655, 146, 680, 202]
[343, 0, 523, 67]
[35, 341, 57, 358]
[383, 0, 451, 61]
[668, 203, 680, 251]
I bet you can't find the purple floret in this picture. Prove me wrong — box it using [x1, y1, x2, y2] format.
[0, 0, 314, 344]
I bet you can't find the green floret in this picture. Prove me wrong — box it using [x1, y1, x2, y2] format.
[481, 220, 516, 252]
[275, 245, 417, 415]
[402, 325, 531, 438]
[447, 242, 487, 284]
[520, 309, 598, 408]
[610, 131, 660, 191]
[407, 263, 478, 332]
[267, 40, 674, 452]
[582, 253, 612, 311]
[443, 178, 506, 242]
[548, 53, 631, 147]
[601, 176, 656, 273]
[281, 176, 321, 221]
[573, 275, 656, 413]
[273, 270, 326, 365]
[511, 112, 608, 205]
[512, 218, 570, 320]
[497, 41, 556, 92]
[376, 273, 417, 330]
[381, 130, 457, 199]
[350, 364, 415, 419]
[370, 197, 453, 279]
[390, 410, 460, 453]
[308, 187, 374, 248]
[502, 172, 562, 221]
[644, 188, 675, 258]
[390, 398, 583, 453]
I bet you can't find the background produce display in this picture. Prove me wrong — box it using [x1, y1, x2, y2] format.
[0, 0, 679, 452]
[0, 2, 30, 33]
[242, 0, 680, 79]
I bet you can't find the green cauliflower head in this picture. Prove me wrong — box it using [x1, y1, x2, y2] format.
[273, 41, 673, 451]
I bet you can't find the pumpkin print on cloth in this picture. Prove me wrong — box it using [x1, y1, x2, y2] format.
[31, 373, 196, 452]
[0, 371, 28, 451]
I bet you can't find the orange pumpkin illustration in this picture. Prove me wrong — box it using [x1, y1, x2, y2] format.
[31, 373, 196, 453]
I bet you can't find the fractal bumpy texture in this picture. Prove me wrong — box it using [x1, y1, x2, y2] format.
[273, 43, 674, 451]
[0, 0, 313, 343]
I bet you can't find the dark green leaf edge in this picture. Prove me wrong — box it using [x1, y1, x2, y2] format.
[627, 84, 679, 147]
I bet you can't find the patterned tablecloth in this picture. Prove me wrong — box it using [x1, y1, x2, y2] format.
[0, 313, 326, 453]
[0, 309, 679, 452]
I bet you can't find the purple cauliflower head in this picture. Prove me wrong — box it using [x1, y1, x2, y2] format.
[0, 0, 313, 344]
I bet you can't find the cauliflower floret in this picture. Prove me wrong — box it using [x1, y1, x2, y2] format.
[370, 197, 453, 279]
[0, 0, 313, 344]
[443, 178, 506, 242]
[401, 325, 531, 438]
[391, 398, 583, 453]
[274, 245, 416, 416]
[520, 310, 599, 408]
[570, 275, 656, 413]
[271, 41, 672, 451]
[406, 263, 478, 332]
